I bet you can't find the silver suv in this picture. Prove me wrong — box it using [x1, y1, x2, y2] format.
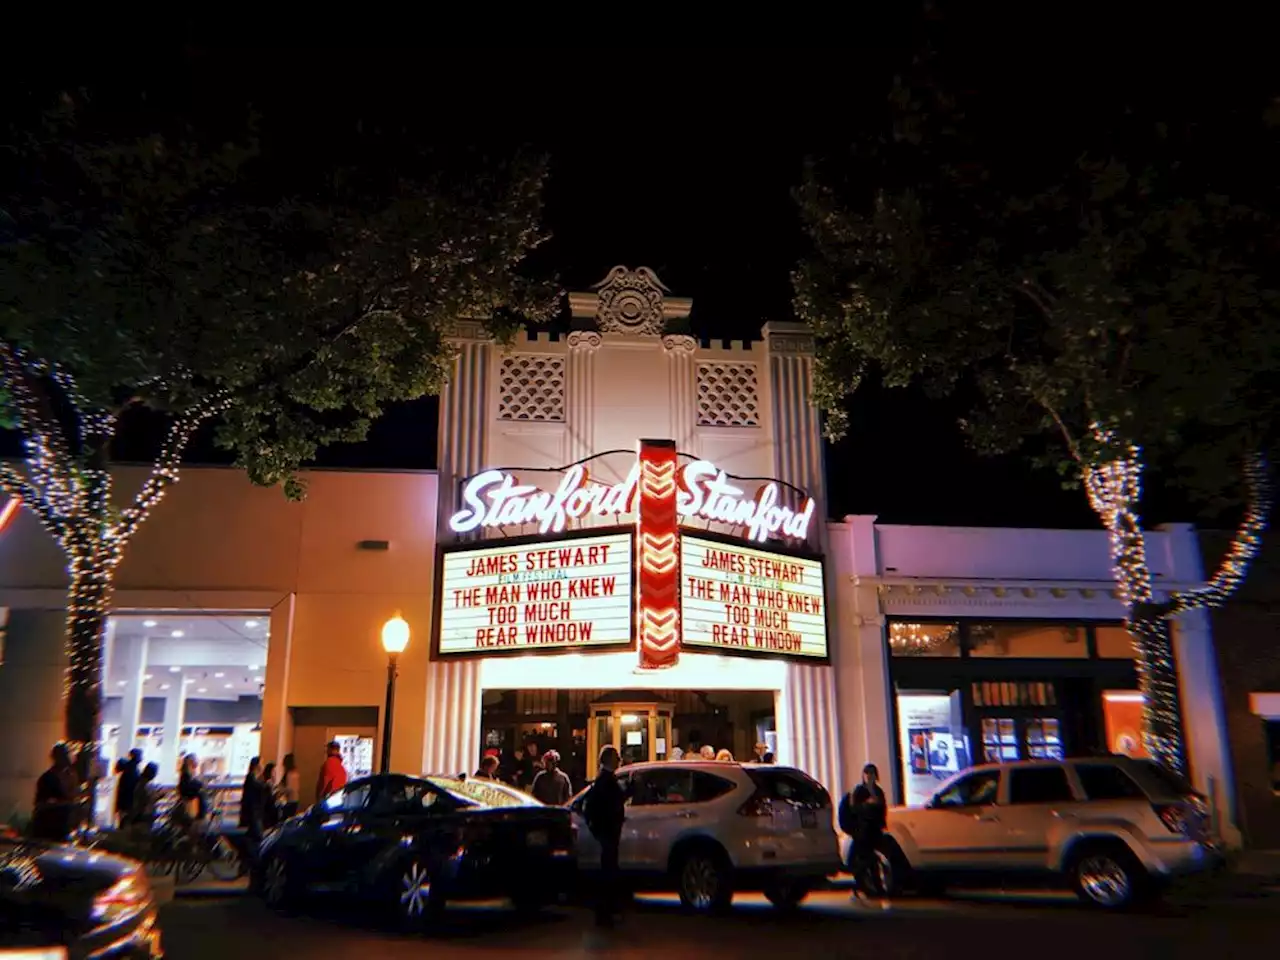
[871, 756, 1221, 908]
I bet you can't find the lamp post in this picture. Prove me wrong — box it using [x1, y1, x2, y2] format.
[380, 613, 410, 774]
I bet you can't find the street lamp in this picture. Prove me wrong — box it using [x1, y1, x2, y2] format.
[380, 613, 410, 774]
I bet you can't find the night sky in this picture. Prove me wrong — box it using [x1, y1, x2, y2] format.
[7, 25, 1270, 531]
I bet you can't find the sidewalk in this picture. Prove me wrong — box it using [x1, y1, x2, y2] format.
[1234, 850, 1280, 881]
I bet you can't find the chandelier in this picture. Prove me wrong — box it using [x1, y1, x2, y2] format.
[889, 622, 957, 655]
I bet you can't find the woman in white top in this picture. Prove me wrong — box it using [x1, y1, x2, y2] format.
[279, 753, 301, 818]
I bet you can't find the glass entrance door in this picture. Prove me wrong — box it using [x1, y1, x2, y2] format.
[586, 700, 675, 778]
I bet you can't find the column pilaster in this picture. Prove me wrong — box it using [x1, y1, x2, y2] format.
[566, 330, 602, 464]
[662, 334, 697, 454]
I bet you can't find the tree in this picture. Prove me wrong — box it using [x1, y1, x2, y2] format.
[794, 72, 1280, 775]
[0, 94, 555, 763]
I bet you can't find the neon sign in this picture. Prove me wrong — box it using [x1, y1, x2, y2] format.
[449, 457, 815, 544]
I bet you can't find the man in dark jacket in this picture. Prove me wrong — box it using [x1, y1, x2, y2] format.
[839, 763, 888, 899]
[32, 744, 80, 842]
[583, 745, 626, 926]
[114, 749, 143, 827]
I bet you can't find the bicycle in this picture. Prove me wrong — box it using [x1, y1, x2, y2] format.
[171, 820, 243, 884]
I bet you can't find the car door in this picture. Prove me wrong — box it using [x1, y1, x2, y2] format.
[895, 768, 1004, 872]
[311, 780, 372, 889]
[569, 772, 634, 871]
[622, 769, 701, 871]
[999, 766, 1082, 872]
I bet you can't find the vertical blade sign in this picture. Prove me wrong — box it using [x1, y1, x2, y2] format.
[637, 439, 680, 669]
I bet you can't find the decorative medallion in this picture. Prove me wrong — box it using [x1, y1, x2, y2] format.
[594, 266, 670, 336]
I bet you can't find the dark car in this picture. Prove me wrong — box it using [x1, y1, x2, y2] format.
[254, 773, 575, 928]
[0, 836, 162, 959]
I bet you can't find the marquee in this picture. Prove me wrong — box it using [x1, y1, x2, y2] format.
[437, 531, 634, 656]
[435, 440, 829, 667]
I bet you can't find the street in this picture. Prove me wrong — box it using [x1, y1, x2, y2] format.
[159, 884, 1280, 959]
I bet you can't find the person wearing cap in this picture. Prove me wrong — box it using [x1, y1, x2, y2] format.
[316, 741, 349, 804]
[531, 749, 572, 805]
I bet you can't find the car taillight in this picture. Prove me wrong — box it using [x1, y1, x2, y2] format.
[1155, 803, 1190, 835]
[737, 792, 773, 817]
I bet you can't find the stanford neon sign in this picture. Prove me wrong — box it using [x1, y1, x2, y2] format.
[449, 457, 815, 544]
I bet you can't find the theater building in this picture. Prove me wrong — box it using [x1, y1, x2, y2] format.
[0, 267, 1240, 843]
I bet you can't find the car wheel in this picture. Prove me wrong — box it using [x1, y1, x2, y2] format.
[763, 878, 812, 911]
[261, 855, 297, 910]
[392, 858, 441, 931]
[1071, 844, 1145, 910]
[676, 848, 733, 913]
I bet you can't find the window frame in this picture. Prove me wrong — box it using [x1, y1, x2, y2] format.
[930, 769, 1002, 809]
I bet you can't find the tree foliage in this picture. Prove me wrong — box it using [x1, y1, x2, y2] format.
[1, 93, 555, 500]
[794, 74, 1280, 508]
[0, 90, 555, 754]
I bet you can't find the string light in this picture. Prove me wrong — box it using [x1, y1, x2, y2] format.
[1172, 453, 1272, 613]
[0, 343, 230, 768]
[1083, 429, 1185, 776]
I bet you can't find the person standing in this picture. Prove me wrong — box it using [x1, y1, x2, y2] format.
[31, 744, 80, 842]
[114, 749, 143, 828]
[531, 750, 572, 806]
[177, 754, 207, 826]
[129, 763, 160, 831]
[316, 741, 348, 804]
[279, 754, 301, 818]
[473, 755, 500, 781]
[839, 763, 888, 900]
[583, 745, 627, 927]
[262, 762, 280, 829]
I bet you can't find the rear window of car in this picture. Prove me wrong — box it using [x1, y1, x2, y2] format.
[1128, 761, 1196, 799]
[747, 770, 831, 808]
[1074, 764, 1148, 801]
[427, 776, 541, 808]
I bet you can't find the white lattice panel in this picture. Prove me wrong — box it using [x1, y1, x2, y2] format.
[696, 362, 760, 427]
[497, 355, 566, 422]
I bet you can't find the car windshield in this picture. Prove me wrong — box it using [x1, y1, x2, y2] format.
[426, 776, 541, 808]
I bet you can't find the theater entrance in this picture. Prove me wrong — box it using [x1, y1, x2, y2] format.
[478, 687, 776, 792]
[586, 694, 675, 778]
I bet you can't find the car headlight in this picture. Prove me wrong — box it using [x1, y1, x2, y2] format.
[91, 870, 150, 923]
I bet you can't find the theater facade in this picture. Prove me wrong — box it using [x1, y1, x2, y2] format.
[0, 267, 1240, 843]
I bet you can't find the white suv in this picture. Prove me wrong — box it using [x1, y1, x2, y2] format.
[568, 761, 841, 912]
[869, 756, 1222, 909]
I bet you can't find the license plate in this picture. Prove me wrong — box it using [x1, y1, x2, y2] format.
[527, 830, 548, 847]
[799, 810, 818, 829]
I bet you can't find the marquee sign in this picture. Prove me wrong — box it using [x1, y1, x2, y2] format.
[680, 535, 828, 659]
[437, 531, 634, 656]
[435, 439, 827, 667]
[449, 458, 815, 545]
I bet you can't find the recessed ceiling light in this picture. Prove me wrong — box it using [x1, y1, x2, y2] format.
[143, 620, 157, 628]
[168, 666, 180, 674]
[197, 687, 207, 693]
[249, 665, 261, 671]
[224, 683, 234, 689]
[143, 674, 153, 681]
[184, 678, 194, 684]
[245, 620, 259, 629]
[214, 672, 225, 678]
[159, 683, 171, 691]
[171, 630, 184, 638]
[117, 681, 127, 687]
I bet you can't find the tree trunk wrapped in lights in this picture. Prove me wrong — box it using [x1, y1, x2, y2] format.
[1, 95, 555, 787]
[793, 57, 1280, 775]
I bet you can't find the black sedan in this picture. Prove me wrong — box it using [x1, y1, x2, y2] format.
[254, 774, 575, 928]
[0, 834, 162, 959]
